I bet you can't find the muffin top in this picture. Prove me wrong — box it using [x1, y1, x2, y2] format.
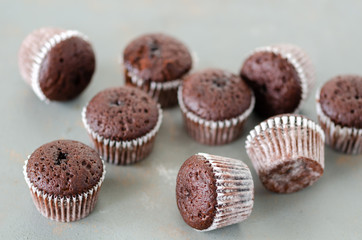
[123, 33, 192, 83]
[26, 140, 103, 197]
[39, 36, 95, 101]
[176, 154, 217, 230]
[240, 51, 302, 117]
[85, 86, 159, 141]
[181, 69, 253, 121]
[319, 75, 362, 128]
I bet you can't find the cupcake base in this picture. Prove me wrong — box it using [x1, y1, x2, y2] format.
[178, 86, 255, 145]
[82, 104, 163, 165]
[246, 115, 325, 193]
[316, 91, 362, 154]
[23, 158, 106, 222]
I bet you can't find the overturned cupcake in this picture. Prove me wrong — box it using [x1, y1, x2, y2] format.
[23, 140, 105, 222]
[178, 68, 254, 145]
[316, 75, 362, 154]
[123, 33, 192, 108]
[82, 86, 162, 165]
[18, 27, 95, 102]
[245, 114, 325, 193]
[240, 44, 315, 118]
[176, 153, 254, 231]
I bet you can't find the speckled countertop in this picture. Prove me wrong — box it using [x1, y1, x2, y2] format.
[1, 0, 361, 239]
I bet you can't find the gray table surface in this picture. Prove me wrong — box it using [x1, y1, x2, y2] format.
[1, 0, 361, 239]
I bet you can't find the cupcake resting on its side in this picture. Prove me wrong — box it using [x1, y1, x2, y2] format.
[23, 140, 105, 222]
[18, 27, 95, 102]
[316, 75, 362, 154]
[178, 68, 254, 145]
[123, 33, 192, 108]
[240, 44, 315, 118]
[245, 114, 325, 193]
[82, 86, 162, 165]
[176, 153, 254, 231]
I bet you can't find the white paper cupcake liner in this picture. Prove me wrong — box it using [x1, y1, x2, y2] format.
[251, 44, 315, 112]
[316, 89, 362, 154]
[82, 104, 163, 165]
[178, 86, 255, 145]
[245, 115, 325, 193]
[196, 153, 254, 231]
[23, 157, 106, 222]
[124, 63, 181, 108]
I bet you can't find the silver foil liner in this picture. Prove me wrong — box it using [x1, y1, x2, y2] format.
[245, 115, 325, 193]
[18, 28, 91, 103]
[23, 158, 106, 222]
[178, 86, 255, 145]
[316, 89, 362, 154]
[250, 44, 315, 112]
[196, 153, 254, 232]
[82, 104, 163, 165]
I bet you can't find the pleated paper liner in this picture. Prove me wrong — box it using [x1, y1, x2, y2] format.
[196, 153, 254, 232]
[178, 86, 255, 145]
[245, 114, 325, 193]
[23, 158, 106, 222]
[124, 63, 182, 108]
[82, 104, 163, 165]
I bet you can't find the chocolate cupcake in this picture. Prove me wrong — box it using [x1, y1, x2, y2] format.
[23, 140, 105, 222]
[82, 86, 162, 165]
[178, 68, 254, 145]
[18, 27, 95, 102]
[245, 114, 325, 193]
[176, 153, 254, 231]
[316, 75, 362, 154]
[240, 44, 315, 118]
[123, 33, 192, 108]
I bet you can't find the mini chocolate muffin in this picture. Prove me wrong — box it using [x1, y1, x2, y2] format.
[82, 86, 162, 165]
[123, 33, 192, 108]
[176, 153, 254, 231]
[245, 114, 325, 193]
[23, 140, 105, 222]
[240, 44, 315, 118]
[178, 68, 254, 145]
[316, 75, 362, 154]
[18, 27, 95, 102]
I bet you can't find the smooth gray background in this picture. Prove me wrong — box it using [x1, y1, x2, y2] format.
[1, 0, 361, 239]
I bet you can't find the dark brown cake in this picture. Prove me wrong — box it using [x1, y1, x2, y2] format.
[82, 86, 162, 164]
[123, 33, 192, 83]
[176, 155, 217, 230]
[18, 28, 95, 102]
[24, 139, 105, 222]
[176, 153, 254, 231]
[319, 75, 362, 128]
[85, 86, 159, 141]
[178, 68, 254, 145]
[316, 75, 362, 154]
[258, 157, 324, 193]
[26, 140, 103, 197]
[38, 37, 95, 101]
[240, 51, 302, 117]
[182, 68, 252, 121]
[123, 33, 192, 108]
